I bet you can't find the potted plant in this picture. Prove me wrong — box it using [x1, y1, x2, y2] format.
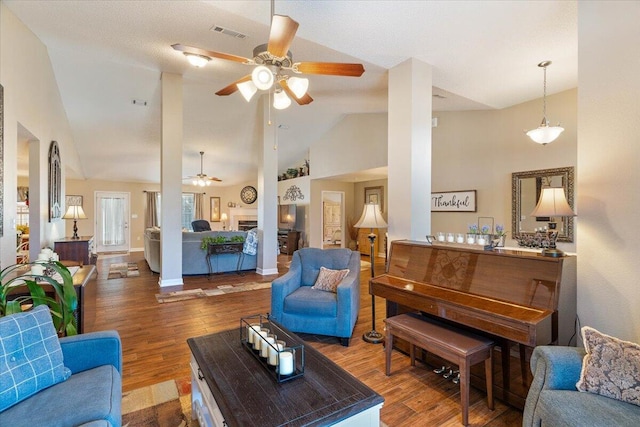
[1, 261, 78, 336]
[493, 224, 508, 247]
[201, 235, 246, 250]
[466, 224, 478, 244]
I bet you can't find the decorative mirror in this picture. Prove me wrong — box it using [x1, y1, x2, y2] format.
[511, 166, 574, 242]
[48, 141, 62, 221]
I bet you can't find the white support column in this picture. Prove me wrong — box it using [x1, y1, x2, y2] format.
[387, 58, 432, 243]
[257, 96, 279, 275]
[159, 72, 184, 287]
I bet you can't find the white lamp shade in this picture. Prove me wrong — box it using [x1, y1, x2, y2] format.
[526, 124, 565, 145]
[184, 53, 210, 68]
[531, 187, 576, 217]
[287, 77, 309, 99]
[221, 213, 228, 221]
[251, 65, 274, 90]
[237, 80, 257, 102]
[62, 205, 87, 220]
[273, 90, 291, 110]
[354, 203, 388, 229]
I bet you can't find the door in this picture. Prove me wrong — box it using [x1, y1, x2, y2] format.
[95, 191, 130, 253]
[321, 191, 344, 249]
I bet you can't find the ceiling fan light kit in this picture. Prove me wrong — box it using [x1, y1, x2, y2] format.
[186, 151, 221, 186]
[273, 89, 292, 110]
[184, 52, 210, 68]
[527, 60, 564, 145]
[172, 7, 364, 110]
[237, 80, 258, 102]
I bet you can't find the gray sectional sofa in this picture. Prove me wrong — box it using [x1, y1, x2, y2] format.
[144, 228, 257, 275]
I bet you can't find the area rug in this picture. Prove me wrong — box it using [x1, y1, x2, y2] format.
[108, 262, 140, 279]
[122, 377, 197, 427]
[156, 281, 272, 303]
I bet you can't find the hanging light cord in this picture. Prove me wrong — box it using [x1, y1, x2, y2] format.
[542, 64, 548, 123]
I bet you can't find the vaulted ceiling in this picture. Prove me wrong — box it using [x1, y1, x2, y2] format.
[6, 0, 577, 185]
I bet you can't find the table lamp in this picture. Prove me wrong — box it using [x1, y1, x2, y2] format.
[530, 187, 576, 257]
[354, 203, 388, 344]
[62, 205, 87, 239]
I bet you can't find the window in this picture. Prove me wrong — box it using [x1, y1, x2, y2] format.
[154, 193, 196, 230]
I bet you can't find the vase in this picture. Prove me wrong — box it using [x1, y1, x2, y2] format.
[466, 234, 476, 244]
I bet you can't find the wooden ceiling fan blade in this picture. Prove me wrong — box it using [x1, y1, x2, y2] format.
[280, 80, 313, 105]
[172, 44, 251, 64]
[294, 62, 365, 77]
[267, 15, 299, 58]
[215, 75, 252, 96]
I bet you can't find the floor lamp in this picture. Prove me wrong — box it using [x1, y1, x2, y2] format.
[355, 203, 388, 344]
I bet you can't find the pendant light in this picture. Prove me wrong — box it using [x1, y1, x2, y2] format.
[526, 61, 564, 145]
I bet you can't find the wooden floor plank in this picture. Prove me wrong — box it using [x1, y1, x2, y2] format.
[91, 251, 522, 426]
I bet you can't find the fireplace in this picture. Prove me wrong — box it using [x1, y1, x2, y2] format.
[238, 220, 258, 231]
[229, 208, 257, 231]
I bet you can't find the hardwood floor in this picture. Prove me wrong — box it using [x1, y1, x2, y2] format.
[92, 251, 522, 426]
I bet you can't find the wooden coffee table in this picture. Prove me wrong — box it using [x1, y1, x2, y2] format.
[188, 323, 384, 427]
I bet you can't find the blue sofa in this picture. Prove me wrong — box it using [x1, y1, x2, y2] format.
[270, 248, 360, 346]
[144, 228, 257, 275]
[0, 330, 122, 427]
[523, 346, 640, 427]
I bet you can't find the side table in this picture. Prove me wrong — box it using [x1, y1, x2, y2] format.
[206, 242, 244, 276]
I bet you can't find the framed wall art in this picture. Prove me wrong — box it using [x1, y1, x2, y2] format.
[431, 190, 477, 212]
[66, 195, 83, 207]
[48, 141, 62, 222]
[364, 186, 384, 212]
[210, 197, 221, 222]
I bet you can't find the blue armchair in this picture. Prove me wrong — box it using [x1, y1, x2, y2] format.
[271, 248, 361, 346]
[523, 346, 640, 427]
[0, 331, 123, 427]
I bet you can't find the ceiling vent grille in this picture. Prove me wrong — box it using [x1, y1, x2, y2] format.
[433, 94, 446, 99]
[210, 25, 247, 39]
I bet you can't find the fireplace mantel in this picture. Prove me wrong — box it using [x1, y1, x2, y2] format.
[229, 207, 257, 230]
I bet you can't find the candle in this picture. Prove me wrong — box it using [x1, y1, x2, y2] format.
[260, 336, 275, 358]
[254, 329, 268, 351]
[38, 253, 49, 261]
[437, 232, 445, 242]
[31, 264, 45, 276]
[52, 253, 59, 262]
[456, 234, 465, 243]
[247, 324, 260, 344]
[278, 351, 294, 375]
[446, 233, 454, 243]
[268, 341, 285, 366]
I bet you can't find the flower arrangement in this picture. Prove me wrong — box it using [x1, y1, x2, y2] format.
[468, 224, 479, 234]
[481, 225, 490, 235]
[495, 224, 507, 237]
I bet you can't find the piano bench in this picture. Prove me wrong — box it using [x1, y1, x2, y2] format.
[384, 313, 494, 426]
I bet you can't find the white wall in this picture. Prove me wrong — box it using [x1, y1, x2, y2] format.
[311, 113, 387, 179]
[577, 1, 640, 342]
[431, 89, 578, 253]
[0, 4, 81, 267]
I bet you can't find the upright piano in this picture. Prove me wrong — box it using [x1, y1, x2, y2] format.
[371, 240, 576, 407]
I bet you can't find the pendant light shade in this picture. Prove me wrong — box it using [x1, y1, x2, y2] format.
[527, 61, 564, 145]
[273, 90, 291, 110]
[251, 65, 274, 90]
[237, 80, 258, 102]
[287, 77, 309, 99]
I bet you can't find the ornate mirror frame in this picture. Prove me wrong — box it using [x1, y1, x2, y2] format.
[48, 140, 62, 222]
[511, 166, 575, 243]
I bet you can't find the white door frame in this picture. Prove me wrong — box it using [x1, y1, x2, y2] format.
[95, 191, 131, 253]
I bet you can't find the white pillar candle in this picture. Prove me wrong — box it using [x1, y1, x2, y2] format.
[38, 253, 50, 261]
[477, 236, 486, 245]
[456, 234, 465, 243]
[446, 233, 454, 243]
[31, 264, 45, 276]
[278, 352, 294, 375]
[268, 341, 285, 366]
[437, 232, 445, 242]
[260, 336, 275, 358]
[254, 330, 268, 351]
[247, 324, 260, 344]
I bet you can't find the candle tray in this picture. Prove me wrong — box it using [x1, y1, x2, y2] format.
[240, 314, 304, 383]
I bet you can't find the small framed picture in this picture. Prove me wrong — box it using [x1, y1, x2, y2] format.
[210, 197, 221, 222]
[364, 186, 384, 212]
[65, 195, 83, 207]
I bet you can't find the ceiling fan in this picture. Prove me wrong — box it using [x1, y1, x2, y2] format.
[171, 4, 365, 109]
[184, 152, 222, 186]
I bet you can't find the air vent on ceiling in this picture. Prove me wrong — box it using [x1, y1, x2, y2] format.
[433, 94, 446, 99]
[210, 25, 247, 39]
